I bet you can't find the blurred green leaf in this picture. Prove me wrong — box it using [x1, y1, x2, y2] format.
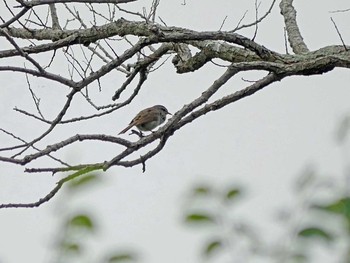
[60, 166, 102, 185]
[225, 188, 241, 201]
[68, 174, 100, 189]
[68, 214, 94, 231]
[107, 253, 136, 262]
[294, 166, 315, 193]
[192, 185, 211, 196]
[61, 242, 81, 254]
[314, 197, 350, 218]
[298, 227, 333, 241]
[203, 239, 222, 257]
[185, 213, 215, 224]
[291, 253, 307, 263]
[336, 116, 350, 143]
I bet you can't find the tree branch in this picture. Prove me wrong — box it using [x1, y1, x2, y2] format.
[280, 0, 309, 54]
[18, 0, 137, 7]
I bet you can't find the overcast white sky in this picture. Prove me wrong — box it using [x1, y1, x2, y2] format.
[0, 0, 350, 263]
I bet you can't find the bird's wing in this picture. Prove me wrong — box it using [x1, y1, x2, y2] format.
[118, 108, 157, 134]
[132, 108, 157, 126]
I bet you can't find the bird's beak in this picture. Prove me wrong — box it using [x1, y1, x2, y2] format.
[167, 111, 172, 115]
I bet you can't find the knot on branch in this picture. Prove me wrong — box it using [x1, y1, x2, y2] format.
[172, 43, 213, 73]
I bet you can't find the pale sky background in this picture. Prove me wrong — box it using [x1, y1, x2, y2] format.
[0, 0, 350, 263]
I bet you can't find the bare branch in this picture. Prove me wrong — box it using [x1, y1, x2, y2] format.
[0, 182, 62, 209]
[330, 17, 348, 51]
[280, 0, 309, 54]
[0, 28, 45, 73]
[0, 128, 70, 166]
[5, 19, 276, 58]
[233, 0, 277, 32]
[112, 43, 172, 100]
[21, 134, 131, 164]
[0, 166, 102, 209]
[24, 70, 45, 119]
[49, 3, 61, 29]
[329, 8, 350, 13]
[251, 0, 261, 41]
[11, 89, 78, 157]
[0, 7, 30, 28]
[18, 0, 137, 8]
[0, 0, 349, 209]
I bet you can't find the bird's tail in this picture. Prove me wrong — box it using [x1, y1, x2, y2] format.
[118, 124, 133, 135]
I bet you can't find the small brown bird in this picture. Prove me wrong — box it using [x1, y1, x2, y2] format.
[119, 105, 171, 135]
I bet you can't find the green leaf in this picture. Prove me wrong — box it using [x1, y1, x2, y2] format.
[59, 166, 102, 185]
[68, 214, 94, 231]
[108, 253, 135, 262]
[225, 188, 241, 201]
[294, 166, 315, 193]
[291, 253, 307, 263]
[68, 174, 100, 189]
[314, 197, 350, 218]
[185, 213, 215, 224]
[192, 185, 211, 196]
[61, 242, 81, 254]
[203, 239, 222, 257]
[298, 227, 333, 241]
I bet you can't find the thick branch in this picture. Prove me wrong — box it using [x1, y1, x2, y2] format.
[280, 0, 309, 54]
[18, 0, 137, 7]
[6, 18, 278, 59]
[49, 3, 61, 29]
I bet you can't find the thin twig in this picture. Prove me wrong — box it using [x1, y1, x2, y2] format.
[0, 28, 45, 73]
[0, 128, 70, 167]
[251, 0, 261, 42]
[11, 89, 78, 158]
[219, 16, 228, 31]
[283, 27, 289, 54]
[330, 17, 348, 51]
[232, 0, 276, 32]
[0, 166, 102, 209]
[329, 8, 350, 13]
[24, 69, 45, 119]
